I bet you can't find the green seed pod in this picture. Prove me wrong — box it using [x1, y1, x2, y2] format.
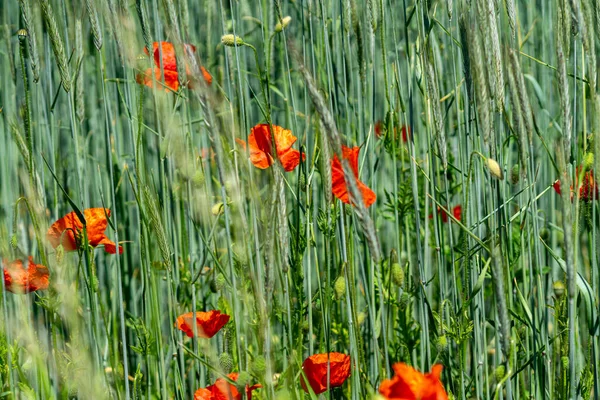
[510, 164, 520, 185]
[494, 365, 506, 382]
[391, 263, 404, 287]
[10, 234, 17, 249]
[221, 34, 244, 47]
[389, 248, 398, 264]
[215, 273, 226, 291]
[209, 278, 218, 293]
[219, 352, 233, 373]
[236, 371, 251, 389]
[251, 355, 266, 376]
[334, 275, 346, 299]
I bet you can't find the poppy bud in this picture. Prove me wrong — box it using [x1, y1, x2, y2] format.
[391, 263, 404, 287]
[334, 275, 346, 299]
[209, 278, 219, 293]
[221, 34, 244, 47]
[486, 157, 504, 180]
[251, 355, 267, 376]
[494, 365, 506, 382]
[275, 16, 292, 32]
[553, 280, 565, 297]
[389, 248, 398, 264]
[219, 352, 233, 373]
[539, 228, 549, 242]
[510, 164, 520, 184]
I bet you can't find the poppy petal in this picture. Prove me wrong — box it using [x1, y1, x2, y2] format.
[331, 146, 376, 208]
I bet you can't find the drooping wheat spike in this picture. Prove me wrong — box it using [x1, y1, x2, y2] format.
[459, 14, 473, 99]
[105, 0, 125, 64]
[476, 0, 496, 105]
[276, 172, 290, 274]
[487, 0, 504, 112]
[558, 0, 571, 58]
[298, 58, 381, 262]
[467, 16, 491, 142]
[75, 19, 84, 123]
[491, 245, 511, 361]
[18, 0, 40, 82]
[425, 47, 448, 170]
[448, 0, 453, 20]
[556, 9, 572, 154]
[508, 49, 533, 146]
[581, 0, 597, 94]
[39, 0, 71, 92]
[179, 0, 190, 39]
[505, 0, 516, 39]
[136, 0, 153, 55]
[162, 0, 186, 83]
[143, 185, 172, 269]
[319, 121, 333, 205]
[506, 51, 527, 179]
[85, 0, 103, 50]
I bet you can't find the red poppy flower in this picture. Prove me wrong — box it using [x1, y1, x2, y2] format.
[553, 168, 598, 202]
[236, 124, 304, 172]
[194, 373, 262, 400]
[429, 205, 461, 223]
[331, 146, 376, 208]
[175, 310, 230, 338]
[379, 363, 448, 400]
[3, 256, 49, 294]
[47, 208, 123, 255]
[137, 41, 212, 91]
[300, 352, 351, 395]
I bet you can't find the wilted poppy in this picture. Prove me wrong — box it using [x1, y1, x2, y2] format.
[3, 256, 49, 294]
[429, 205, 461, 223]
[553, 168, 598, 202]
[236, 123, 304, 172]
[379, 363, 448, 400]
[137, 41, 212, 91]
[331, 146, 376, 208]
[47, 208, 123, 255]
[176, 310, 230, 338]
[300, 352, 351, 395]
[194, 373, 262, 400]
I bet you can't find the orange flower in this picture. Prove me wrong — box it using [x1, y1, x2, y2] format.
[194, 373, 262, 400]
[300, 352, 351, 395]
[175, 310, 230, 338]
[236, 124, 304, 172]
[331, 146, 376, 208]
[379, 363, 448, 400]
[553, 168, 598, 202]
[47, 208, 123, 255]
[3, 256, 49, 294]
[137, 41, 212, 91]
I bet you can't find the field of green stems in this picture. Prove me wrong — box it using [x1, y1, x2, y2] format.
[1, 0, 600, 399]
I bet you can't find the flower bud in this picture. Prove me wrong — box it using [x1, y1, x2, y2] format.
[221, 34, 244, 47]
[251, 355, 267, 376]
[212, 202, 224, 216]
[486, 157, 504, 180]
[275, 16, 292, 32]
[436, 335, 448, 352]
[553, 280, 565, 297]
